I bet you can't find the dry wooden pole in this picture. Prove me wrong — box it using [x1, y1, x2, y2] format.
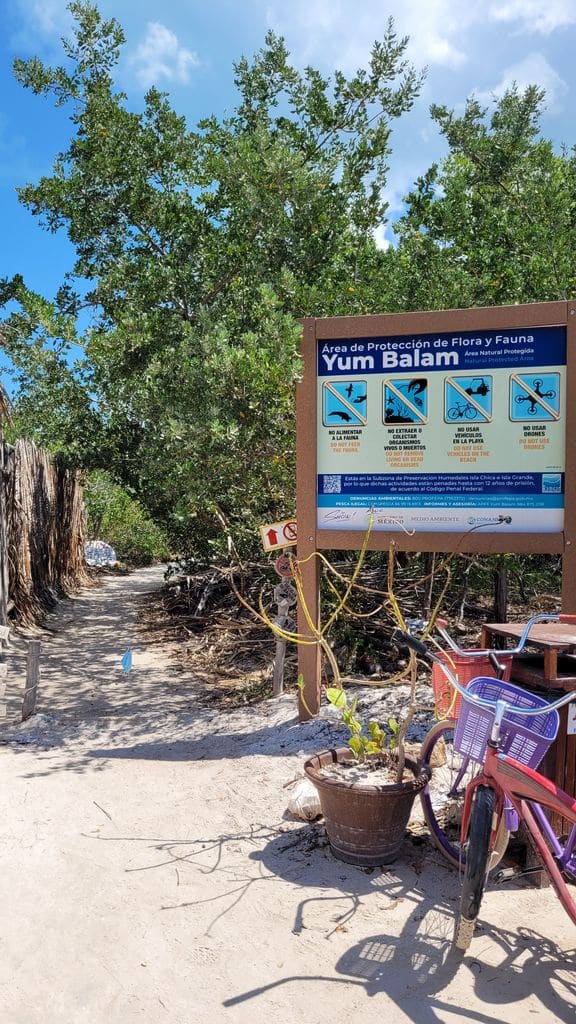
[272, 598, 291, 696]
[0, 440, 8, 719]
[272, 577, 297, 697]
[21, 639, 41, 722]
[4, 439, 86, 623]
[0, 656, 7, 719]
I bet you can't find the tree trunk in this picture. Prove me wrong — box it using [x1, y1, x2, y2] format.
[0, 435, 7, 626]
[493, 558, 508, 623]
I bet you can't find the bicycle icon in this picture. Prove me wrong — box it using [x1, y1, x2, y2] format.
[444, 375, 492, 424]
[447, 400, 478, 421]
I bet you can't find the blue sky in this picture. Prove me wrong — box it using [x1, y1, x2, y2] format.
[1, 0, 575, 303]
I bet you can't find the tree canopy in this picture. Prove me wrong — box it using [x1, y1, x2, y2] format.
[394, 86, 576, 310]
[2, 1, 424, 559]
[2, 1, 575, 563]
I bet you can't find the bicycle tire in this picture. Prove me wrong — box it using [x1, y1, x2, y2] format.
[419, 721, 509, 871]
[454, 785, 496, 951]
[447, 407, 461, 421]
[464, 405, 477, 420]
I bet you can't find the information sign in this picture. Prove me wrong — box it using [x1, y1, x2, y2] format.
[316, 325, 566, 534]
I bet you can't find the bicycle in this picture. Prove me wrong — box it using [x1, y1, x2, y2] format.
[447, 400, 478, 421]
[401, 615, 576, 951]
[415, 615, 548, 869]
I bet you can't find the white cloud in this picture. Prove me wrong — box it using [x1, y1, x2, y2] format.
[373, 223, 391, 250]
[10, 0, 72, 52]
[128, 22, 200, 88]
[391, 0, 471, 68]
[266, 0, 576, 78]
[489, 0, 576, 34]
[475, 53, 569, 111]
[267, 0, 469, 70]
[26, 0, 70, 35]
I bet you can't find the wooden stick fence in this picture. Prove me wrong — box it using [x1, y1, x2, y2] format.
[3, 439, 87, 625]
[0, 435, 84, 722]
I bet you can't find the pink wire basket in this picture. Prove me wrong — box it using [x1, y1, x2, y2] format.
[454, 677, 560, 768]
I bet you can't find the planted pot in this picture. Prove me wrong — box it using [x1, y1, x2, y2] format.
[304, 747, 430, 866]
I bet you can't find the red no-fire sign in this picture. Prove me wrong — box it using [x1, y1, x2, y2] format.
[259, 518, 298, 552]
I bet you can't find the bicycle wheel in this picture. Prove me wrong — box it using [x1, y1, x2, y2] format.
[454, 785, 496, 951]
[464, 404, 477, 420]
[419, 721, 509, 871]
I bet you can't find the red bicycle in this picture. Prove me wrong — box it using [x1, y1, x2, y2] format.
[402, 616, 576, 951]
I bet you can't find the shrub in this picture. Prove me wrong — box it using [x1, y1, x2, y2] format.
[84, 471, 171, 565]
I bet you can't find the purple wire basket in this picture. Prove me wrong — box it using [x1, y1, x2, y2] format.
[454, 677, 560, 768]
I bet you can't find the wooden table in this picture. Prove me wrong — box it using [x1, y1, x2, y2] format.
[480, 621, 576, 691]
[480, 621, 576, 831]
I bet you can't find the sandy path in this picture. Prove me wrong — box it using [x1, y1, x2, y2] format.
[0, 568, 574, 1024]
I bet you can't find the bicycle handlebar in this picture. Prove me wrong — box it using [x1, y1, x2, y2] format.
[398, 621, 576, 718]
[410, 611, 564, 659]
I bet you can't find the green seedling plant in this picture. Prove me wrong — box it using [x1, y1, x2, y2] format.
[325, 687, 399, 762]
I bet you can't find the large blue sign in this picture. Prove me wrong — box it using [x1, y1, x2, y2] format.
[316, 320, 566, 534]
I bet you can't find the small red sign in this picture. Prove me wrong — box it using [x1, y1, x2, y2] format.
[282, 520, 297, 542]
[274, 553, 295, 578]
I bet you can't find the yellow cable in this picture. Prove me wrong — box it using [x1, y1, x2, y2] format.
[320, 510, 374, 635]
[257, 595, 318, 644]
[226, 512, 502, 702]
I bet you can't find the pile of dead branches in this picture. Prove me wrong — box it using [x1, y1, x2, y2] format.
[151, 564, 285, 686]
[151, 554, 439, 687]
[152, 549, 561, 692]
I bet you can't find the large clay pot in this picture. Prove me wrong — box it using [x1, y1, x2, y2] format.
[304, 747, 430, 866]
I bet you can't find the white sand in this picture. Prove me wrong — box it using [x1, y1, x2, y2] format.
[0, 567, 573, 1024]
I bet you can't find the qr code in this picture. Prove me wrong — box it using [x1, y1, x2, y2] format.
[323, 474, 341, 493]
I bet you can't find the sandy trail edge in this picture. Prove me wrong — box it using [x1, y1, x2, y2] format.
[0, 567, 573, 1024]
